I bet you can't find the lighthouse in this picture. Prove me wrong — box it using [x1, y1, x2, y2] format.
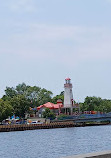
[64, 78, 73, 109]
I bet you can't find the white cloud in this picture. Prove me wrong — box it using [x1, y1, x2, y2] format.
[0, 23, 111, 67]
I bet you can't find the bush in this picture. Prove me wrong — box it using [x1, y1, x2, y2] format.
[42, 108, 56, 120]
[57, 114, 68, 120]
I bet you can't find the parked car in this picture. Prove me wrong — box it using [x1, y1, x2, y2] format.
[31, 121, 43, 124]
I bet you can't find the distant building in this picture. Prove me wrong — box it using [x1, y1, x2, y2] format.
[36, 78, 80, 117]
[63, 78, 80, 115]
[37, 100, 63, 117]
[64, 78, 73, 108]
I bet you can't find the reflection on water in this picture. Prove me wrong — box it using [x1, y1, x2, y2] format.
[0, 125, 111, 158]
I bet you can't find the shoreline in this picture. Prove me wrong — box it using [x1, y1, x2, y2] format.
[0, 121, 110, 132]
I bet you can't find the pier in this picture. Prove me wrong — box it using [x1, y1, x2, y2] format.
[0, 117, 111, 132]
[0, 121, 75, 132]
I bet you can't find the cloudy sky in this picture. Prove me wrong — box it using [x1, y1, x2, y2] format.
[0, 0, 111, 102]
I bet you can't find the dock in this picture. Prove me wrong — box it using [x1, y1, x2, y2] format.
[0, 121, 75, 132]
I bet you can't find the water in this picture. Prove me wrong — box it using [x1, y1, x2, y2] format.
[0, 125, 111, 158]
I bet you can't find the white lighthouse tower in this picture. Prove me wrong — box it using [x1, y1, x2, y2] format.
[64, 78, 73, 109]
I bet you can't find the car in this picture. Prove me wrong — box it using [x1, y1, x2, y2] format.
[31, 121, 43, 124]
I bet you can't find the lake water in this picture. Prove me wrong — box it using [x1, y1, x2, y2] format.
[0, 125, 111, 158]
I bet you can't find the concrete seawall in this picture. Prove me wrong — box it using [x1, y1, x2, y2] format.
[0, 121, 75, 132]
[63, 150, 111, 158]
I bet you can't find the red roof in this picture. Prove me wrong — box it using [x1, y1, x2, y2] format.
[53, 104, 63, 109]
[37, 102, 63, 110]
[37, 105, 43, 110]
[43, 102, 55, 109]
[65, 77, 71, 80]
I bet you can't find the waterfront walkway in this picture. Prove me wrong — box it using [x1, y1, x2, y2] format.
[0, 121, 75, 132]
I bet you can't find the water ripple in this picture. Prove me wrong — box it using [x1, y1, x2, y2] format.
[0, 126, 111, 158]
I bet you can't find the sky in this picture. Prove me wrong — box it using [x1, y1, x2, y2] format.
[0, 0, 111, 102]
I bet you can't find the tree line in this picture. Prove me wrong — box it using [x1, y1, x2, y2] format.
[80, 96, 111, 113]
[0, 83, 64, 121]
[0, 83, 111, 121]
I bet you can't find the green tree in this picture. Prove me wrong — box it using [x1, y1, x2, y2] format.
[0, 99, 13, 122]
[10, 95, 30, 118]
[4, 83, 53, 107]
[37, 88, 53, 105]
[84, 96, 102, 107]
[80, 96, 111, 113]
[5, 87, 17, 98]
[24, 86, 41, 107]
[16, 83, 30, 95]
[82, 96, 103, 111]
[51, 91, 64, 104]
[98, 99, 111, 113]
[80, 103, 88, 112]
[42, 108, 56, 120]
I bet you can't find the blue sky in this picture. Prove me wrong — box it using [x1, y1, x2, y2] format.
[0, 0, 111, 102]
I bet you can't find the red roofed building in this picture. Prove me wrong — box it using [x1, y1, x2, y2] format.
[37, 100, 63, 117]
[37, 102, 55, 110]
